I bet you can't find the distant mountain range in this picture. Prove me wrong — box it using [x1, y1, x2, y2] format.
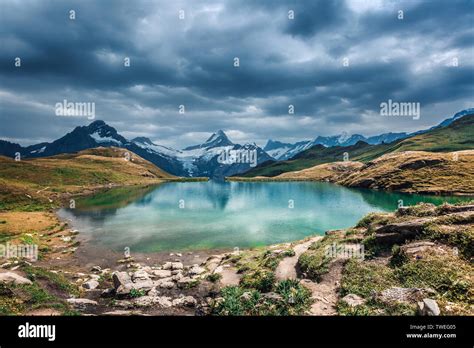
[0, 121, 272, 179]
[240, 112, 474, 178]
[0, 108, 472, 178]
[264, 108, 474, 160]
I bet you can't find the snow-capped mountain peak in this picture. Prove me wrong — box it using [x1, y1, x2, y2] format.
[184, 130, 234, 151]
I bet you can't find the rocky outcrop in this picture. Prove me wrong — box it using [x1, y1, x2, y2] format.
[418, 298, 441, 316]
[374, 219, 428, 246]
[340, 294, 366, 307]
[0, 271, 32, 285]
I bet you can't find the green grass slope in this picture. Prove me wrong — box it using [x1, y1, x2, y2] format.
[239, 114, 474, 178]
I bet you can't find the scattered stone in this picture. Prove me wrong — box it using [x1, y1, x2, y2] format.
[112, 271, 136, 295]
[177, 277, 194, 288]
[117, 257, 135, 264]
[103, 310, 143, 316]
[25, 308, 61, 316]
[341, 294, 366, 307]
[172, 296, 197, 307]
[240, 292, 253, 301]
[132, 279, 154, 292]
[113, 300, 134, 308]
[172, 273, 183, 281]
[155, 278, 175, 289]
[189, 265, 205, 276]
[377, 287, 435, 304]
[176, 253, 182, 257]
[82, 279, 99, 290]
[132, 270, 151, 281]
[418, 298, 441, 316]
[0, 272, 32, 285]
[163, 262, 183, 270]
[112, 271, 131, 289]
[402, 242, 436, 256]
[133, 296, 155, 307]
[101, 288, 115, 297]
[154, 296, 173, 308]
[91, 266, 102, 272]
[152, 269, 172, 279]
[67, 298, 98, 306]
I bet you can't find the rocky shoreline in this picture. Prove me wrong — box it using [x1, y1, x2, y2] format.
[0, 200, 472, 316]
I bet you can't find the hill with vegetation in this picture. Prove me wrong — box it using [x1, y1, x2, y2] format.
[232, 150, 474, 196]
[0, 147, 184, 211]
[237, 114, 474, 178]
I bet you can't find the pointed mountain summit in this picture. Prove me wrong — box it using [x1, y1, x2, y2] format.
[184, 130, 234, 150]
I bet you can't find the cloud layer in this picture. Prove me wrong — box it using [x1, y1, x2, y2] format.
[1, 0, 473, 148]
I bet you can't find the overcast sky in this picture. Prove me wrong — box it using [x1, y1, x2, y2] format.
[1, 0, 473, 148]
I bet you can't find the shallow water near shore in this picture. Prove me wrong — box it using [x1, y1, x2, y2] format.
[57, 181, 471, 253]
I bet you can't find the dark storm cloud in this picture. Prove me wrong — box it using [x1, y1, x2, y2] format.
[0, 0, 472, 147]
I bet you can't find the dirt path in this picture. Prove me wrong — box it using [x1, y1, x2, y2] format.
[274, 235, 344, 315]
[301, 259, 344, 315]
[275, 236, 322, 281]
[216, 266, 241, 286]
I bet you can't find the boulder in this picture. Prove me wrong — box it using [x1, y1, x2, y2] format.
[133, 296, 155, 307]
[374, 219, 429, 246]
[132, 270, 151, 281]
[189, 265, 206, 276]
[172, 296, 197, 307]
[154, 296, 173, 308]
[0, 272, 32, 285]
[66, 298, 98, 306]
[177, 277, 194, 289]
[341, 294, 366, 307]
[112, 271, 132, 289]
[82, 279, 99, 290]
[132, 279, 154, 291]
[163, 262, 183, 270]
[418, 298, 440, 316]
[377, 287, 434, 304]
[101, 288, 115, 297]
[172, 273, 183, 281]
[152, 270, 172, 279]
[155, 279, 175, 289]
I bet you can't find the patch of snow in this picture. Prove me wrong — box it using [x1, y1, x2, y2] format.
[90, 131, 122, 145]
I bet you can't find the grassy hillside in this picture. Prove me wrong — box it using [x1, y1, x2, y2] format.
[232, 150, 474, 195]
[299, 201, 474, 315]
[0, 147, 178, 211]
[339, 150, 474, 195]
[238, 114, 474, 178]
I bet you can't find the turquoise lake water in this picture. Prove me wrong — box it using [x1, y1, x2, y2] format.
[57, 181, 470, 252]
